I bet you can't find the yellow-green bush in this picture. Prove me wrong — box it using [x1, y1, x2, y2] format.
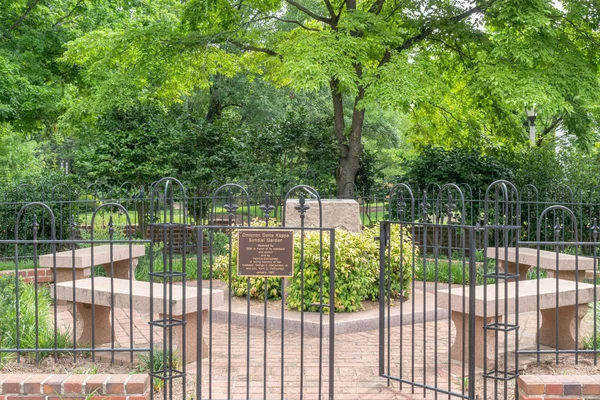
[213, 222, 413, 312]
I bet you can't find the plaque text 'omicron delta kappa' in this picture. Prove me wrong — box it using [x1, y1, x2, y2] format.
[237, 229, 295, 277]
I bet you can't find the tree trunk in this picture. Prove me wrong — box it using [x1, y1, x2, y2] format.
[206, 85, 222, 121]
[337, 153, 361, 198]
[332, 70, 365, 199]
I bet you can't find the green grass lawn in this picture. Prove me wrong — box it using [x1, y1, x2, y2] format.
[0, 260, 36, 271]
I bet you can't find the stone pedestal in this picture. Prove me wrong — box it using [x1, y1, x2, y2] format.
[284, 199, 361, 232]
[69, 301, 113, 346]
[450, 311, 496, 369]
[160, 310, 207, 363]
[538, 304, 588, 348]
[498, 260, 529, 281]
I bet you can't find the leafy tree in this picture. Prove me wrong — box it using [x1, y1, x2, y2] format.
[62, 0, 600, 197]
[398, 147, 514, 191]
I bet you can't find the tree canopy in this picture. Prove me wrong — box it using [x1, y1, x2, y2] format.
[0, 1, 599, 195]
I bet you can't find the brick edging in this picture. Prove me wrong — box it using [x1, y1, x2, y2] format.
[518, 374, 600, 399]
[0, 373, 149, 399]
[0, 268, 53, 284]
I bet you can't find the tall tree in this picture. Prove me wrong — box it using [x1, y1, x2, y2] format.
[63, 0, 600, 196]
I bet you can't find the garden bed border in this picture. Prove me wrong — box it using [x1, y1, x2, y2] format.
[518, 375, 600, 399]
[0, 373, 149, 399]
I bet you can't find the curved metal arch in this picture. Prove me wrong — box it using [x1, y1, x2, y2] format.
[118, 182, 135, 197]
[589, 185, 600, 203]
[282, 185, 322, 228]
[51, 183, 72, 201]
[211, 183, 251, 227]
[89, 203, 134, 239]
[457, 183, 473, 200]
[552, 183, 574, 203]
[520, 184, 539, 202]
[15, 183, 34, 201]
[484, 180, 521, 225]
[425, 182, 441, 196]
[150, 177, 188, 225]
[536, 205, 579, 242]
[435, 183, 466, 224]
[388, 183, 415, 222]
[15, 202, 57, 240]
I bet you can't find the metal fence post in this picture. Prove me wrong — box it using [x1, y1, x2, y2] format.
[468, 226, 477, 399]
[378, 220, 389, 377]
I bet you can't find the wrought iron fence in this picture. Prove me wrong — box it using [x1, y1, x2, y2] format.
[2, 178, 600, 400]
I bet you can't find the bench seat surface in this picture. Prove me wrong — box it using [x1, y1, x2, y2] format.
[485, 247, 594, 270]
[39, 245, 146, 269]
[52, 277, 224, 315]
[438, 278, 600, 316]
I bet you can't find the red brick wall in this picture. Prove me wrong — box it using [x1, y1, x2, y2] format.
[518, 375, 600, 399]
[0, 374, 149, 399]
[0, 268, 53, 284]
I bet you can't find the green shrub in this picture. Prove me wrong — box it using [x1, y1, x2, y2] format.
[582, 302, 600, 351]
[213, 223, 413, 312]
[0, 275, 71, 363]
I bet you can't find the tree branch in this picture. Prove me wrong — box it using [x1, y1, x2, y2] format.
[268, 15, 320, 31]
[285, 0, 332, 25]
[336, 0, 347, 19]
[376, 1, 495, 69]
[323, 0, 336, 19]
[53, 0, 86, 28]
[2, 0, 42, 38]
[368, 0, 386, 15]
[229, 40, 280, 57]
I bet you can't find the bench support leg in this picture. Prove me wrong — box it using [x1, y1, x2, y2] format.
[160, 310, 206, 364]
[546, 270, 586, 282]
[103, 259, 139, 280]
[55, 268, 88, 284]
[69, 302, 113, 346]
[451, 312, 496, 369]
[539, 304, 588, 349]
[499, 261, 529, 281]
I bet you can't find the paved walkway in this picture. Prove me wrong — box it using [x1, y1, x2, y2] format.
[53, 285, 598, 400]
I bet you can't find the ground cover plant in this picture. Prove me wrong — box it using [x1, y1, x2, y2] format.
[0, 275, 71, 365]
[213, 223, 413, 312]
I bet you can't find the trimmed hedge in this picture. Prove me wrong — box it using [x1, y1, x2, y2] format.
[214, 223, 413, 313]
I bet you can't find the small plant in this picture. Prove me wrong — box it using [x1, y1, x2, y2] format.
[582, 302, 600, 350]
[0, 275, 72, 361]
[139, 348, 182, 391]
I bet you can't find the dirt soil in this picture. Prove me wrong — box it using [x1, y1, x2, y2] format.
[0, 355, 141, 375]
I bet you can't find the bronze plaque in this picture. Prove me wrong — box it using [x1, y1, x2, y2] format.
[237, 229, 295, 277]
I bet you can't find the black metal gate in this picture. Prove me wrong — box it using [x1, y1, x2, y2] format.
[378, 182, 522, 400]
[148, 181, 336, 400]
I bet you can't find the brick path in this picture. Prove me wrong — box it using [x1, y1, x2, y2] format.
[53, 300, 598, 400]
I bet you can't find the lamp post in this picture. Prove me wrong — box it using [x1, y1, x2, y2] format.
[526, 107, 537, 146]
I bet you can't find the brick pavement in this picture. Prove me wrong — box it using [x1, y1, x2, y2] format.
[53, 302, 598, 400]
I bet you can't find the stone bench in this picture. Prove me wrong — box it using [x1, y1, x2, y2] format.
[51, 277, 224, 363]
[486, 247, 595, 281]
[439, 278, 600, 368]
[39, 245, 146, 283]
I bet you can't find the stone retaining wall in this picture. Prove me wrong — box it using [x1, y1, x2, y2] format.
[518, 375, 600, 399]
[0, 374, 149, 399]
[0, 268, 53, 284]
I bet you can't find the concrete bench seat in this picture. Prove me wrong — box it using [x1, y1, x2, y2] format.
[439, 278, 600, 368]
[485, 247, 595, 281]
[39, 245, 145, 283]
[51, 277, 224, 363]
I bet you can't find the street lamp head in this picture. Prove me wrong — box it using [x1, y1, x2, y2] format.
[526, 106, 537, 125]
